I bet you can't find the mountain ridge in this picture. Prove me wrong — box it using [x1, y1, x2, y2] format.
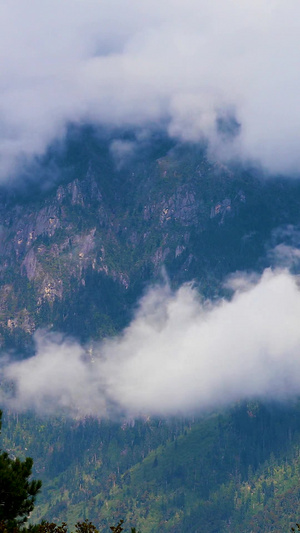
[0, 129, 300, 350]
[1, 130, 300, 531]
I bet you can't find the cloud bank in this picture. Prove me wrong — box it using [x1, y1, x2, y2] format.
[1, 1, 300, 178]
[2, 269, 300, 418]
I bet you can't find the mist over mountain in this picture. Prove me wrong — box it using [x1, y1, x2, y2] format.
[2, 3, 300, 532]
[0, 126, 299, 419]
[2, 1, 300, 179]
[2, 268, 300, 420]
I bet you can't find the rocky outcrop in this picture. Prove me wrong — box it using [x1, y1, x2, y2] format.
[159, 187, 199, 226]
[21, 249, 38, 280]
[0, 139, 280, 348]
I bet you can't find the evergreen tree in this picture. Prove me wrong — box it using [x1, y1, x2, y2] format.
[0, 410, 42, 528]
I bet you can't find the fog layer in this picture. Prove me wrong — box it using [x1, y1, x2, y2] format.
[1, 1, 300, 177]
[2, 269, 300, 418]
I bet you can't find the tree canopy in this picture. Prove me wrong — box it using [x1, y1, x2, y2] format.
[0, 410, 42, 528]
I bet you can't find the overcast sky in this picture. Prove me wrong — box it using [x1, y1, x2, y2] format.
[1, 0, 300, 179]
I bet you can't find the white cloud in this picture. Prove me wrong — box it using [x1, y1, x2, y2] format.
[3, 269, 300, 418]
[109, 140, 137, 169]
[1, 1, 300, 178]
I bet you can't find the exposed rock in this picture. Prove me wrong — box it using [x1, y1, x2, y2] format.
[175, 245, 186, 258]
[38, 274, 63, 304]
[152, 247, 171, 268]
[0, 139, 279, 347]
[21, 249, 38, 280]
[7, 309, 35, 334]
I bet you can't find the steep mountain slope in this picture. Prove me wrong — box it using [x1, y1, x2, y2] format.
[2, 402, 300, 532]
[0, 128, 300, 350]
[2, 129, 300, 532]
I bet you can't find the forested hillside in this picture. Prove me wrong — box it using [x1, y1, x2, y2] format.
[1, 129, 300, 532]
[2, 401, 300, 532]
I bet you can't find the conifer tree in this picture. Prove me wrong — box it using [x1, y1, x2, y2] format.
[0, 410, 42, 528]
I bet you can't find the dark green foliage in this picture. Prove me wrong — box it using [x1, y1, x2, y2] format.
[3, 402, 300, 532]
[0, 453, 41, 525]
[36, 520, 98, 533]
[0, 519, 139, 533]
[0, 411, 42, 527]
[110, 519, 124, 532]
[0, 519, 138, 533]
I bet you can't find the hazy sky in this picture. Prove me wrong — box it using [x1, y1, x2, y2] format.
[3, 269, 300, 418]
[1, 1, 300, 178]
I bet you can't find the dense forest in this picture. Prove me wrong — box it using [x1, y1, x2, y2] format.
[2, 401, 300, 532]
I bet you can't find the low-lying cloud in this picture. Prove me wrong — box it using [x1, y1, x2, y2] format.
[2, 269, 300, 418]
[1, 1, 300, 178]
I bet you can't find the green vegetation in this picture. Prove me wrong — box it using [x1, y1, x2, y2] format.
[0, 412, 138, 533]
[0, 410, 42, 529]
[2, 402, 300, 532]
[2, 132, 300, 531]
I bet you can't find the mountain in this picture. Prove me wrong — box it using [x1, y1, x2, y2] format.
[1, 127, 300, 531]
[0, 127, 300, 350]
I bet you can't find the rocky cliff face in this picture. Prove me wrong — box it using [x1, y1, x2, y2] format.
[0, 132, 299, 349]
